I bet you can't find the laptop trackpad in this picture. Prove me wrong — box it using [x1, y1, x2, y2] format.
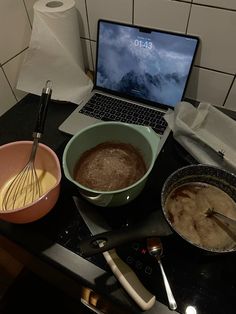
[59, 111, 102, 135]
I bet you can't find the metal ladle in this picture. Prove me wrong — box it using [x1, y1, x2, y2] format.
[147, 237, 177, 311]
[205, 208, 236, 232]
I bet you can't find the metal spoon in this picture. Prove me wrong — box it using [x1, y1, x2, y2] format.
[147, 237, 177, 311]
[205, 208, 236, 231]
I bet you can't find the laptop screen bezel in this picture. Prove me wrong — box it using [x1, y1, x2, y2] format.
[94, 19, 199, 111]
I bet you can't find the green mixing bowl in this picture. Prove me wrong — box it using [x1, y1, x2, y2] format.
[62, 122, 161, 207]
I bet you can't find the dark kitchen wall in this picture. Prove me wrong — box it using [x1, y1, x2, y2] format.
[0, 0, 235, 116]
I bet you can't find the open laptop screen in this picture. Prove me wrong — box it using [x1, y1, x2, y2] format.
[95, 20, 199, 109]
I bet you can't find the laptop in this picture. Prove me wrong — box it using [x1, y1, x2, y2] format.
[59, 19, 199, 148]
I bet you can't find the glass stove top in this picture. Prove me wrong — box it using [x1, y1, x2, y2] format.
[46, 136, 236, 314]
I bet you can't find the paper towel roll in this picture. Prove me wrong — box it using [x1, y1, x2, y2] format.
[17, 0, 93, 104]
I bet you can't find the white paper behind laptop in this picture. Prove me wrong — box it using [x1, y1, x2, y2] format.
[59, 19, 199, 143]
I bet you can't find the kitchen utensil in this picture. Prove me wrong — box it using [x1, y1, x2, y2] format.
[2, 80, 52, 211]
[79, 164, 236, 256]
[147, 237, 177, 311]
[73, 196, 156, 311]
[205, 208, 236, 231]
[0, 141, 61, 223]
[63, 121, 161, 207]
[79, 210, 172, 256]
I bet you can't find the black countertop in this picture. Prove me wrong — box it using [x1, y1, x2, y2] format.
[0, 95, 236, 314]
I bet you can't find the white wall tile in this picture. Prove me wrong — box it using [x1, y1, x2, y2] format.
[0, 69, 17, 116]
[23, 0, 37, 26]
[193, 0, 236, 10]
[3, 51, 27, 102]
[90, 41, 97, 71]
[224, 80, 236, 111]
[188, 5, 236, 74]
[74, 0, 90, 39]
[1, 0, 236, 113]
[0, 0, 32, 64]
[81, 38, 93, 72]
[86, 0, 133, 41]
[134, 0, 191, 33]
[185, 67, 234, 106]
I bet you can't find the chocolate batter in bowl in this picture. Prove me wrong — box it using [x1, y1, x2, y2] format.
[74, 142, 147, 191]
[63, 122, 161, 207]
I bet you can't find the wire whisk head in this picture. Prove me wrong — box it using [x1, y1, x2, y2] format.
[2, 161, 41, 211]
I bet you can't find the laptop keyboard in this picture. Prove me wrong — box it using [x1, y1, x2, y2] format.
[79, 93, 168, 135]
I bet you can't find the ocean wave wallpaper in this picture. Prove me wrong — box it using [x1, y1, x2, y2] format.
[96, 21, 198, 107]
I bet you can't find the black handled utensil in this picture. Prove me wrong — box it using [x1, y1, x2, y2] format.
[78, 210, 172, 257]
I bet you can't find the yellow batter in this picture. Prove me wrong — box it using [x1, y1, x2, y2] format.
[0, 169, 57, 211]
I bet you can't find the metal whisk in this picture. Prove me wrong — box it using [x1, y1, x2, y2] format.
[2, 80, 52, 210]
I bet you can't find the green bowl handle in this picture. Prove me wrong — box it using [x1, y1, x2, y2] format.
[80, 190, 113, 207]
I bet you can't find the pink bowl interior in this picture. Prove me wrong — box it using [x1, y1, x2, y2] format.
[0, 141, 61, 186]
[0, 141, 61, 223]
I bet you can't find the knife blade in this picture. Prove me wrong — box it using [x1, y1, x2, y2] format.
[73, 196, 156, 311]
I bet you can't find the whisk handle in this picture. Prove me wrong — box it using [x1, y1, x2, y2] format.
[35, 80, 52, 135]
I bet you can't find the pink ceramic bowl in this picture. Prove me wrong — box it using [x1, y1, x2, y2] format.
[0, 141, 61, 223]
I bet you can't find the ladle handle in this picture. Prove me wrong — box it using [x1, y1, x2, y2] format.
[157, 258, 177, 310]
[210, 210, 236, 229]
